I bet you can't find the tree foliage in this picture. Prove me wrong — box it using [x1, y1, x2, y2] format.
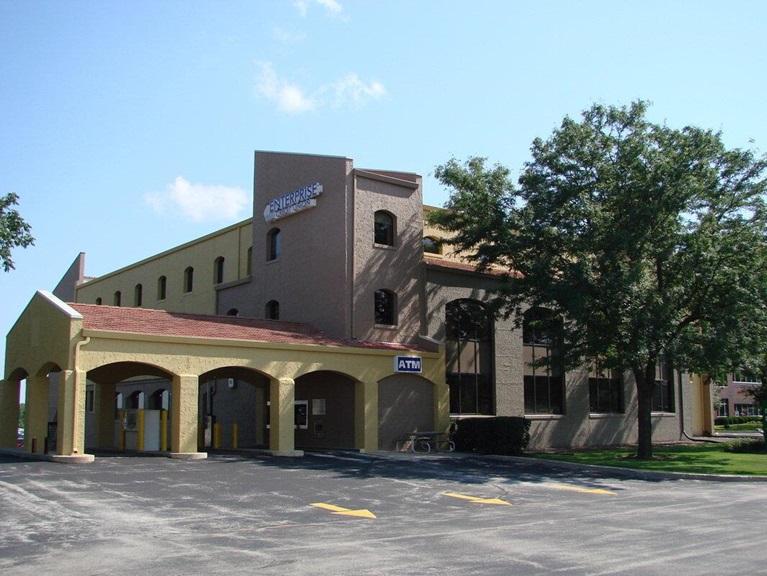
[0, 192, 34, 272]
[431, 101, 767, 458]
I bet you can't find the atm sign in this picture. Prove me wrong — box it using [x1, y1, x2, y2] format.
[395, 356, 422, 373]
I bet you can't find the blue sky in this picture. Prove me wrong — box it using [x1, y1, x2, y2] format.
[1, 0, 766, 375]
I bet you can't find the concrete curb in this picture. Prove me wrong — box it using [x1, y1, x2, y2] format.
[0, 448, 95, 464]
[483, 454, 767, 483]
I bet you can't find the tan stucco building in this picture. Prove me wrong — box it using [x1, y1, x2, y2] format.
[1, 151, 714, 461]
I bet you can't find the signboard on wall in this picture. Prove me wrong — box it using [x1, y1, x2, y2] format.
[395, 356, 422, 373]
[264, 182, 323, 222]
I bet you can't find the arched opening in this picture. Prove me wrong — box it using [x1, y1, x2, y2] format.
[226, 308, 239, 317]
[157, 275, 167, 300]
[183, 267, 194, 293]
[95, 297, 102, 305]
[21, 363, 63, 455]
[197, 367, 271, 451]
[267, 228, 281, 261]
[523, 307, 565, 415]
[113, 291, 121, 306]
[294, 371, 357, 450]
[378, 373, 435, 450]
[134, 283, 143, 307]
[446, 299, 494, 415]
[85, 362, 175, 453]
[214, 256, 225, 284]
[374, 210, 395, 246]
[2, 368, 28, 450]
[265, 300, 279, 320]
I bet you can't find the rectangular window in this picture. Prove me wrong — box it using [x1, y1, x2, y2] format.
[294, 400, 308, 430]
[652, 359, 675, 413]
[85, 387, 95, 413]
[734, 403, 760, 417]
[448, 372, 493, 415]
[717, 398, 729, 417]
[589, 368, 624, 413]
[523, 341, 565, 415]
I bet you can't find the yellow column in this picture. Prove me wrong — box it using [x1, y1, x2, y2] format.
[26, 373, 49, 454]
[269, 377, 296, 455]
[355, 380, 379, 452]
[232, 422, 238, 449]
[160, 410, 168, 451]
[433, 379, 451, 434]
[213, 422, 221, 449]
[137, 409, 145, 451]
[171, 374, 203, 456]
[0, 379, 20, 448]
[96, 382, 117, 449]
[56, 369, 86, 455]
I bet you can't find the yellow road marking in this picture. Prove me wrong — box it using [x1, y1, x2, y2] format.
[310, 502, 377, 519]
[443, 492, 512, 506]
[545, 483, 616, 496]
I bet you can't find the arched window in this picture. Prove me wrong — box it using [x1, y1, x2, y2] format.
[227, 308, 239, 316]
[446, 299, 493, 414]
[265, 300, 279, 320]
[157, 276, 167, 300]
[214, 256, 225, 284]
[423, 236, 442, 254]
[523, 307, 564, 415]
[95, 297, 102, 305]
[134, 283, 143, 307]
[113, 291, 121, 306]
[374, 289, 396, 326]
[246, 246, 253, 276]
[374, 211, 395, 246]
[183, 267, 194, 293]
[267, 228, 281, 261]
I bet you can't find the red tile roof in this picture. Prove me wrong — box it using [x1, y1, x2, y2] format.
[70, 303, 417, 351]
[423, 256, 515, 278]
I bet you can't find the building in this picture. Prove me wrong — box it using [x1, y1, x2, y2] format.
[0, 151, 714, 461]
[715, 372, 763, 417]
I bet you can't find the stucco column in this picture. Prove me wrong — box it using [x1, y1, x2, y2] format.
[433, 378, 451, 434]
[97, 381, 117, 449]
[26, 374, 49, 454]
[56, 369, 86, 455]
[170, 374, 205, 458]
[355, 380, 379, 452]
[0, 379, 20, 448]
[269, 377, 296, 455]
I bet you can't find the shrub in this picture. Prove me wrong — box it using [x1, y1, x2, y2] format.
[453, 417, 530, 455]
[725, 439, 766, 453]
[714, 416, 762, 427]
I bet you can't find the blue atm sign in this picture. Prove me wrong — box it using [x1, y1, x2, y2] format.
[395, 356, 422, 373]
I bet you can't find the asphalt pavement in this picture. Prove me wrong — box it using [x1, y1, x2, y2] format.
[1, 450, 765, 575]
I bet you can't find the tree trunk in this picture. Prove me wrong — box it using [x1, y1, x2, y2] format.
[634, 363, 657, 460]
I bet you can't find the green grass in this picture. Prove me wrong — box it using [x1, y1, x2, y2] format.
[715, 421, 763, 432]
[529, 441, 767, 476]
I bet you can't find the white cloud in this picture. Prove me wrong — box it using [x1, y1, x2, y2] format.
[255, 62, 316, 114]
[145, 177, 249, 223]
[255, 61, 385, 114]
[293, 0, 343, 17]
[272, 25, 306, 45]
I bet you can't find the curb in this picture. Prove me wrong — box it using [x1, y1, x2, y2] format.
[483, 454, 767, 483]
[0, 448, 95, 464]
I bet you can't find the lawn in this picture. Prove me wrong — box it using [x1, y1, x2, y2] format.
[715, 421, 763, 432]
[530, 441, 767, 476]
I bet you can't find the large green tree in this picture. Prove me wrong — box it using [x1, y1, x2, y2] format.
[431, 101, 767, 459]
[0, 192, 34, 271]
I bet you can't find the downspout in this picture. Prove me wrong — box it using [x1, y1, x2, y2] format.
[678, 370, 716, 444]
[71, 334, 91, 454]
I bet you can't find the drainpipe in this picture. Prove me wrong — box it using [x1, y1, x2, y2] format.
[71, 335, 91, 454]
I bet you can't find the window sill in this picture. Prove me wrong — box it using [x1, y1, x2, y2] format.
[266, 258, 280, 265]
[588, 412, 625, 419]
[651, 411, 677, 417]
[374, 324, 398, 330]
[524, 414, 565, 420]
[373, 243, 396, 250]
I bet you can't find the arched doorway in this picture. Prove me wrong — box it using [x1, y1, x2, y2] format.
[86, 362, 175, 452]
[294, 371, 357, 450]
[197, 367, 271, 451]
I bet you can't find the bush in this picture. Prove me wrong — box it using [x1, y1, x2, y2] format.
[714, 415, 763, 427]
[725, 439, 766, 453]
[452, 417, 530, 455]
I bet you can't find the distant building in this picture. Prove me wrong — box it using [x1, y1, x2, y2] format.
[716, 372, 763, 417]
[1, 151, 714, 460]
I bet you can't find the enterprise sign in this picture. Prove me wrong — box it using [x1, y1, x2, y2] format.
[263, 182, 323, 223]
[395, 356, 422, 373]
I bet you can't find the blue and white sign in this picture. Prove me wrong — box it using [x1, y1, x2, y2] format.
[395, 356, 422, 373]
[263, 182, 323, 223]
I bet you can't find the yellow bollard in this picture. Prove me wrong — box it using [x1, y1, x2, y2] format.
[137, 409, 145, 451]
[213, 422, 221, 449]
[160, 410, 168, 452]
[232, 422, 238, 449]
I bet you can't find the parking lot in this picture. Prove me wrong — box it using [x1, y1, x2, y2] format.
[1, 451, 766, 575]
